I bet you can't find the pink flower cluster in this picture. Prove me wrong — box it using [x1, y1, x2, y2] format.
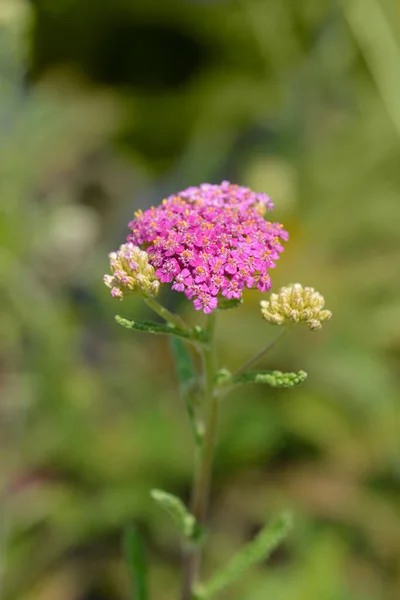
[127, 181, 288, 314]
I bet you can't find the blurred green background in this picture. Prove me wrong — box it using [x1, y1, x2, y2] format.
[1, 0, 400, 598]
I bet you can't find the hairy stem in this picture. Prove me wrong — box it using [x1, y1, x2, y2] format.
[181, 313, 219, 600]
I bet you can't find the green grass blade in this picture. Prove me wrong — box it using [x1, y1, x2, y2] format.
[123, 526, 149, 600]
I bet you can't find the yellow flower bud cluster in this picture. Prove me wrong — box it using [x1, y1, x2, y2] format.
[104, 243, 160, 300]
[260, 283, 332, 330]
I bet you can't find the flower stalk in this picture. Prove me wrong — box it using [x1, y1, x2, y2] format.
[144, 295, 188, 331]
[232, 327, 288, 378]
[181, 312, 219, 600]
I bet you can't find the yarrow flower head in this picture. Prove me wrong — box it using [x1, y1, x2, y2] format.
[125, 181, 288, 314]
[104, 243, 160, 300]
[260, 283, 332, 330]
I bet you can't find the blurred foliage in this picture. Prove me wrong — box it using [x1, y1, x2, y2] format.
[1, 0, 400, 599]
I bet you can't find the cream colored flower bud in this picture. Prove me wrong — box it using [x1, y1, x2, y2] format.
[104, 243, 160, 300]
[261, 284, 332, 330]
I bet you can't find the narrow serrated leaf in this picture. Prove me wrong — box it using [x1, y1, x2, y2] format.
[151, 489, 197, 540]
[116, 316, 208, 346]
[231, 370, 307, 388]
[195, 512, 292, 599]
[123, 526, 149, 600]
[169, 337, 203, 445]
[116, 315, 190, 338]
[170, 337, 196, 392]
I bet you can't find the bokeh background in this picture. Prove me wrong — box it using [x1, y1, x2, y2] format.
[1, 0, 400, 598]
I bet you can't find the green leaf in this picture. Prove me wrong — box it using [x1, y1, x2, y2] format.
[231, 370, 307, 388]
[215, 368, 232, 385]
[217, 297, 243, 310]
[170, 337, 196, 393]
[116, 315, 207, 344]
[123, 526, 149, 600]
[116, 315, 189, 338]
[170, 337, 203, 445]
[151, 489, 200, 541]
[194, 512, 292, 599]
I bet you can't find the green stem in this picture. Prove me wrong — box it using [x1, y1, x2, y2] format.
[181, 313, 219, 600]
[144, 296, 188, 331]
[232, 328, 288, 377]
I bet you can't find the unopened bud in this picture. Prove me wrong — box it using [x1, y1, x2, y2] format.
[104, 243, 160, 300]
[261, 284, 332, 331]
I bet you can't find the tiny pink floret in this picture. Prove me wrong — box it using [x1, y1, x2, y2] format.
[127, 181, 287, 313]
